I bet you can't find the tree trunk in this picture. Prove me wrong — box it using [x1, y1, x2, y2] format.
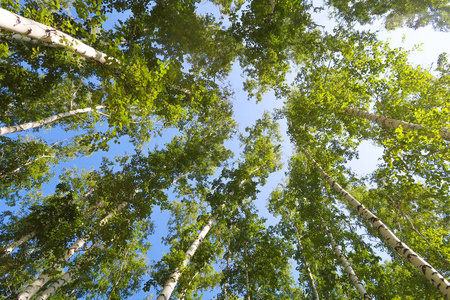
[344, 107, 450, 141]
[18, 170, 185, 298]
[223, 226, 233, 299]
[0, 8, 115, 64]
[243, 247, 251, 300]
[156, 168, 257, 300]
[291, 221, 320, 300]
[17, 272, 54, 300]
[157, 215, 217, 300]
[0, 155, 54, 179]
[35, 242, 108, 300]
[385, 194, 450, 268]
[0, 32, 56, 47]
[0, 106, 105, 136]
[1, 232, 35, 257]
[322, 220, 371, 300]
[1, 189, 94, 258]
[301, 148, 450, 299]
[17, 200, 124, 299]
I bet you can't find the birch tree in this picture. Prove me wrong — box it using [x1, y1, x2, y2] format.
[0, 135, 94, 204]
[326, 0, 450, 30]
[148, 113, 284, 299]
[222, 207, 301, 299]
[300, 147, 450, 299]
[322, 220, 372, 300]
[343, 107, 450, 141]
[268, 155, 382, 299]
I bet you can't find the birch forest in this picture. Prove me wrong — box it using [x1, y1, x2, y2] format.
[1, 0, 450, 299]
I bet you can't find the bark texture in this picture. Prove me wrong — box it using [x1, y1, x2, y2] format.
[0, 8, 115, 64]
[36, 242, 108, 300]
[1, 232, 35, 257]
[323, 221, 371, 300]
[17, 200, 123, 299]
[17, 272, 52, 300]
[302, 148, 450, 299]
[157, 215, 217, 300]
[344, 107, 450, 141]
[0, 106, 105, 135]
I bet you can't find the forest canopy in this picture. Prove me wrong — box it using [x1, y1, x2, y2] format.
[0, 0, 449, 299]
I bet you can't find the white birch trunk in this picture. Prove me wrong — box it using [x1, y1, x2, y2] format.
[1, 190, 93, 258]
[20, 176, 179, 298]
[17, 237, 87, 300]
[17, 199, 124, 299]
[291, 222, 320, 300]
[0, 32, 57, 47]
[322, 221, 371, 300]
[344, 107, 450, 141]
[1, 232, 35, 257]
[157, 215, 218, 300]
[17, 272, 53, 300]
[301, 148, 450, 299]
[156, 168, 256, 300]
[0, 8, 115, 64]
[36, 242, 108, 300]
[0, 106, 105, 135]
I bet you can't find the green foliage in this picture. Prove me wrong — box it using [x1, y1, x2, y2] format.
[327, 0, 450, 30]
[1, 0, 450, 298]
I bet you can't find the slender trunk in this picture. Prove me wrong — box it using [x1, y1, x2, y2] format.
[157, 215, 217, 300]
[223, 226, 233, 299]
[178, 272, 199, 300]
[0, 155, 54, 179]
[322, 220, 371, 300]
[291, 221, 320, 300]
[1, 189, 93, 258]
[17, 272, 53, 300]
[1, 232, 35, 257]
[21, 173, 181, 298]
[0, 106, 105, 136]
[0, 8, 115, 64]
[156, 169, 257, 300]
[19, 169, 186, 298]
[17, 237, 87, 300]
[344, 107, 450, 141]
[243, 247, 251, 300]
[301, 148, 450, 299]
[385, 195, 450, 268]
[17, 197, 123, 300]
[35, 242, 108, 300]
[25, 173, 181, 298]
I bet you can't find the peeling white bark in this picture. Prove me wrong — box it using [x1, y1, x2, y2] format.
[0, 8, 116, 64]
[0, 106, 105, 135]
[17, 272, 53, 300]
[0, 32, 57, 47]
[17, 199, 122, 299]
[344, 107, 450, 141]
[36, 242, 108, 300]
[323, 221, 371, 300]
[19, 171, 187, 298]
[1, 232, 35, 257]
[157, 215, 217, 300]
[156, 169, 257, 300]
[302, 148, 450, 299]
